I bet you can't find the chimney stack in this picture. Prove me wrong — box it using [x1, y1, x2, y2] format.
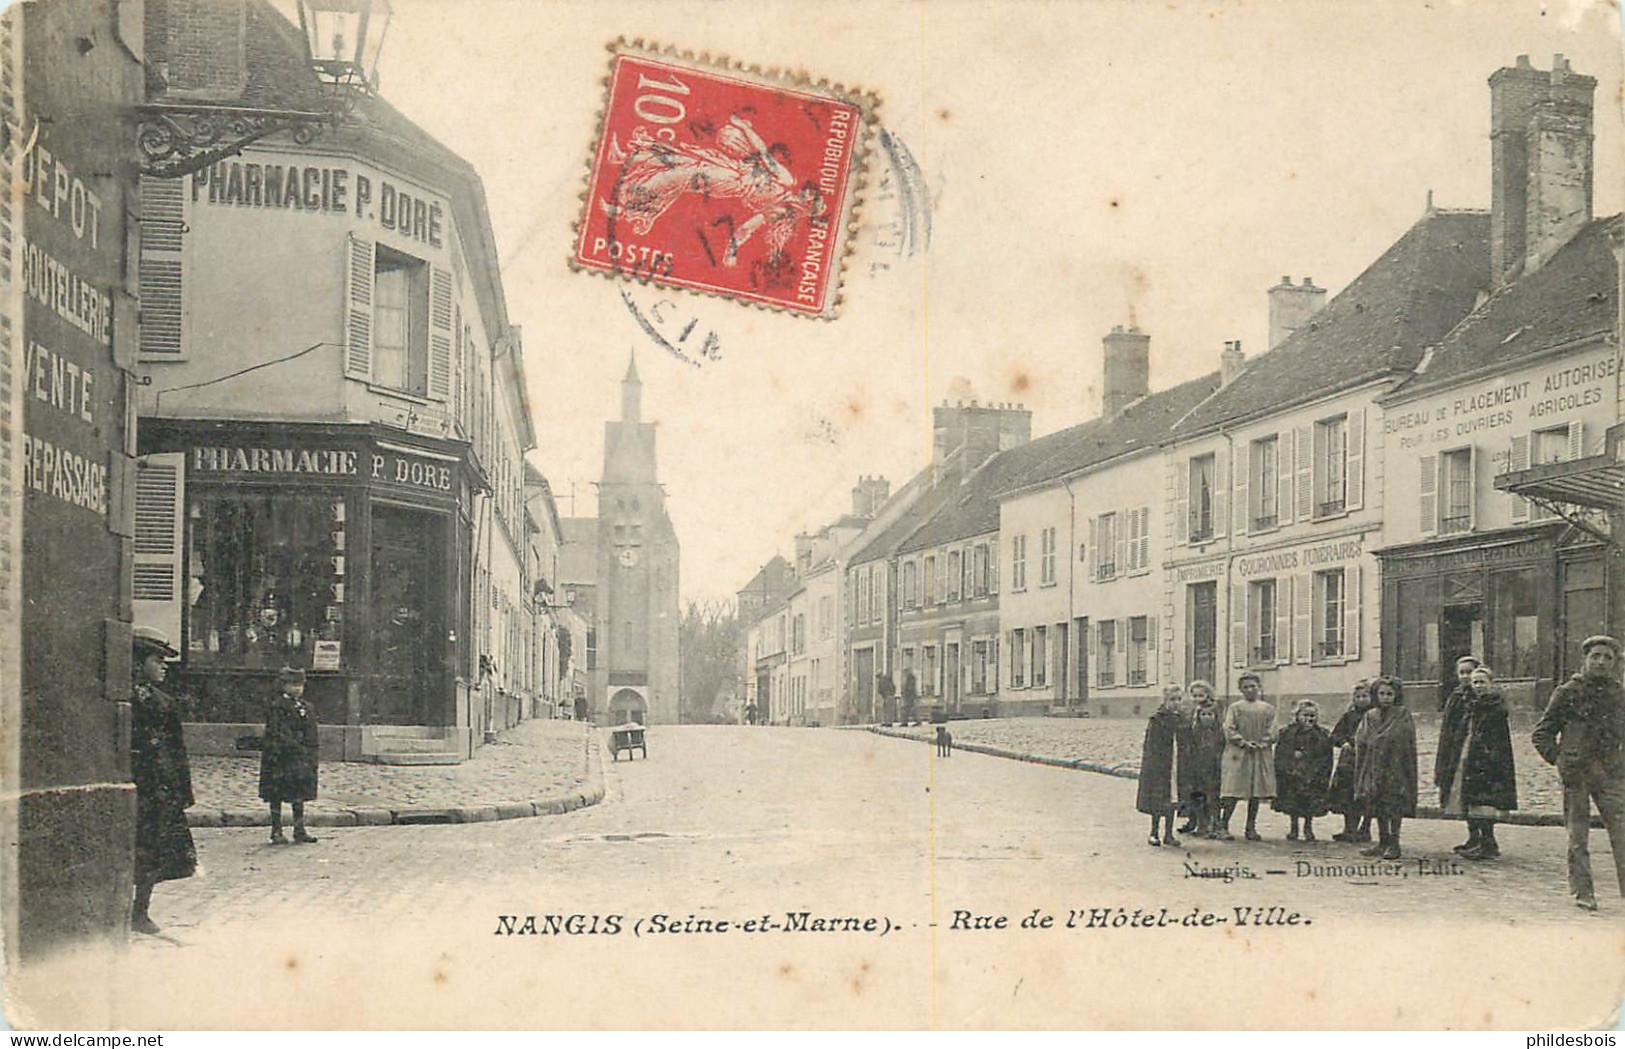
[1490, 54, 1596, 286]
[932, 402, 1032, 474]
[1220, 341, 1247, 387]
[1268, 276, 1327, 349]
[1101, 325, 1150, 416]
[851, 475, 891, 518]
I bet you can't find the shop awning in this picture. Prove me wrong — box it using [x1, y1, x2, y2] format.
[1494, 423, 1625, 512]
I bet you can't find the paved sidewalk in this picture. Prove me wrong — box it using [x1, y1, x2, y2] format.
[186, 718, 602, 828]
[876, 714, 1571, 823]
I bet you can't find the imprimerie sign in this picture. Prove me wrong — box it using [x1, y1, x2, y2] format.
[189, 156, 446, 250]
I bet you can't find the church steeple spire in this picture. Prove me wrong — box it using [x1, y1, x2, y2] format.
[621, 351, 641, 423]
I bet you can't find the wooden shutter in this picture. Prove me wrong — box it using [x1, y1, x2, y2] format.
[1230, 581, 1248, 668]
[1295, 424, 1313, 521]
[1509, 435, 1530, 521]
[1113, 620, 1127, 687]
[131, 453, 185, 647]
[1174, 459, 1189, 546]
[1087, 623, 1098, 688]
[1273, 578, 1292, 665]
[1345, 408, 1366, 510]
[1235, 440, 1251, 536]
[1418, 453, 1438, 536]
[1114, 513, 1127, 580]
[138, 177, 184, 357]
[1087, 516, 1097, 581]
[1465, 446, 1477, 531]
[1212, 449, 1228, 538]
[429, 266, 453, 401]
[1342, 563, 1362, 660]
[343, 235, 374, 380]
[1136, 507, 1151, 571]
[1146, 616, 1159, 685]
[1568, 421, 1586, 462]
[1293, 572, 1313, 664]
[1276, 431, 1293, 526]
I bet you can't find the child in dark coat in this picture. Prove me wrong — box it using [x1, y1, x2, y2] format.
[1273, 699, 1334, 841]
[1355, 676, 1419, 860]
[1329, 680, 1374, 843]
[1439, 665, 1518, 859]
[1137, 685, 1185, 847]
[260, 666, 320, 844]
[1179, 681, 1225, 838]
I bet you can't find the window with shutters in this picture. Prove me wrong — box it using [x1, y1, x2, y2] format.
[1529, 424, 1575, 522]
[1248, 579, 1277, 664]
[1250, 435, 1279, 530]
[923, 645, 938, 697]
[1126, 507, 1151, 573]
[1127, 616, 1151, 685]
[1314, 415, 1348, 517]
[138, 179, 186, 357]
[924, 555, 937, 605]
[1010, 534, 1026, 591]
[973, 544, 989, 597]
[1032, 625, 1048, 687]
[1440, 448, 1474, 534]
[1039, 527, 1056, 586]
[902, 560, 917, 609]
[1188, 455, 1215, 541]
[1313, 569, 1346, 660]
[971, 639, 990, 694]
[1097, 621, 1117, 687]
[186, 491, 346, 669]
[948, 549, 962, 601]
[1010, 629, 1026, 688]
[1095, 513, 1117, 581]
[372, 246, 429, 395]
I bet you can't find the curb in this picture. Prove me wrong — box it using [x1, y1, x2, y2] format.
[865, 726, 1591, 829]
[186, 726, 607, 829]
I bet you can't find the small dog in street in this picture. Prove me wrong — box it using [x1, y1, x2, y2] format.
[935, 725, 952, 757]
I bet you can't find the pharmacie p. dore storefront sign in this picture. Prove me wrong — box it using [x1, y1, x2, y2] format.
[190, 441, 455, 495]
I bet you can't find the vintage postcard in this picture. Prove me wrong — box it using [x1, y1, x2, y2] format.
[3, 0, 1624, 1032]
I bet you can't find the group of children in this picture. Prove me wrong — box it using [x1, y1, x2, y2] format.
[1136, 661, 1518, 861]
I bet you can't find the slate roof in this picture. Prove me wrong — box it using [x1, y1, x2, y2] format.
[1393, 214, 1620, 398]
[1171, 209, 1492, 436]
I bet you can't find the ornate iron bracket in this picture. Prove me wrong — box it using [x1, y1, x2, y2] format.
[136, 103, 336, 180]
[1532, 496, 1613, 547]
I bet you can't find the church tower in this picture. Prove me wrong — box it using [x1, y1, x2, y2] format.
[594, 354, 682, 724]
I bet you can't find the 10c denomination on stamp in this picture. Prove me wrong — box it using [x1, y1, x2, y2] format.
[572, 43, 871, 318]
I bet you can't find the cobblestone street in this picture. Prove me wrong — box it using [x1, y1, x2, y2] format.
[15, 726, 1622, 1030]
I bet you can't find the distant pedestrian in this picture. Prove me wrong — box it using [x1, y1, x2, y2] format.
[1355, 676, 1418, 860]
[260, 667, 320, 845]
[1137, 685, 1185, 847]
[1273, 699, 1333, 841]
[1532, 635, 1625, 911]
[130, 627, 196, 935]
[1217, 671, 1277, 841]
[1438, 665, 1517, 860]
[1179, 680, 1224, 838]
[1328, 679, 1374, 843]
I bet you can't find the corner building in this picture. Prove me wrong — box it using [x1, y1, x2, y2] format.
[133, 0, 535, 759]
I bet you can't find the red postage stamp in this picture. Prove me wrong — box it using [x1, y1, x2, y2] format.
[572, 44, 870, 318]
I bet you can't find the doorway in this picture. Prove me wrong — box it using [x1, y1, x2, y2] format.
[853, 647, 876, 723]
[1073, 616, 1089, 707]
[1187, 582, 1217, 686]
[1440, 603, 1485, 694]
[369, 503, 446, 724]
[945, 642, 961, 711]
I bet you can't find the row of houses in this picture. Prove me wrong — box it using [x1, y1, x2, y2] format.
[741, 54, 1623, 724]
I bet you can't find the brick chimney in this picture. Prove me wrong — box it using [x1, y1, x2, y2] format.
[1268, 276, 1326, 349]
[1220, 341, 1247, 387]
[851, 475, 891, 518]
[932, 401, 1032, 473]
[1101, 325, 1150, 416]
[1490, 54, 1596, 286]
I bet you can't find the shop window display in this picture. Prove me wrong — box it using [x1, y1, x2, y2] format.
[188, 493, 346, 669]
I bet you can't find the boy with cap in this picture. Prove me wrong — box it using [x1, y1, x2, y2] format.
[1532, 635, 1625, 911]
[130, 626, 196, 934]
[260, 666, 320, 844]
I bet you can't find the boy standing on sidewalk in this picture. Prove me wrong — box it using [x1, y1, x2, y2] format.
[1533, 636, 1625, 911]
[260, 666, 321, 845]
